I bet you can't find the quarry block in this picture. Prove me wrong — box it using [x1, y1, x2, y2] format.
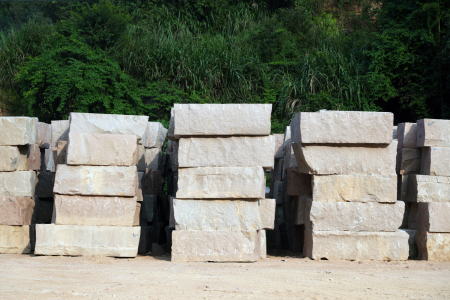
[27, 144, 41, 170]
[416, 203, 450, 232]
[397, 123, 418, 149]
[0, 196, 35, 225]
[51, 120, 69, 147]
[143, 122, 167, 149]
[416, 231, 450, 261]
[407, 175, 450, 202]
[0, 171, 36, 197]
[144, 148, 163, 171]
[286, 168, 312, 196]
[37, 122, 51, 149]
[0, 225, 31, 254]
[397, 148, 422, 175]
[417, 119, 450, 147]
[0, 146, 27, 171]
[0, 117, 36, 146]
[273, 134, 285, 159]
[259, 199, 276, 230]
[421, 147, 450, 176]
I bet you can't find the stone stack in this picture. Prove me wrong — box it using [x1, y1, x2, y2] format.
[35, 113, 149, 257]
[171, 104, 276, 262]
[291, 111, 410, 260]
[0, 117, 37, 254]
[408, 119, 450, 261]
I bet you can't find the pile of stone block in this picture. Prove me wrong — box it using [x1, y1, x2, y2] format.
[291, 111, 410, 260]
[170, 104, 276, 262]
[0, 117, 37, 254]
[35, 113, 149, 257]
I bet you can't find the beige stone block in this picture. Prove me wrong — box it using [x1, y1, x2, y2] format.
[35, 172, 55, 198]
[54, 165, 137, 196]
[44, 148, 55, 172]
[136, 144, 145, 171]
[173, 199, 261, 231]
[417, 119, 450, 147]
[0, 146, 24, 171]
[416, 231, 450, 261]
[416, 203, 450, 232]
[259, 230, 267, 258]
[273, 134, 285, 159]
[144, 148, 162, 171]
[312, 174, 397, 203]
[67, 133, 137, 166]
[26, 144, 40, 171]
[305, 200, 404, 231]
[37, 122, 51, 149]
[0, 197, 35, 225]
[133, 202, 141, 226]
[0, 225, 31, 254]
[53, 195, 137, 226]
[171, 230, 260, 262]
[421, 147, 450, 176]
[286, 168, 311, 196]
[35, 224, 140, 257]
[176, 167, 265, 199]
[407, 175, 450, 202]
[0, 171, 36, 197]
[51, 120, 69, 147]
[398, 175, 409, 201]
[304, 229, 409, 261]
[136, 172, 144, 202]
[174, 104, 271, 137]
[259, 199, 275, 230]
[293, 141, 397, 175]
[291, 111, 393, 145]
[142, 170, 163, 196]
[0, 117, 36, 146]
[397, 148, 421, 175]
[397, 123, 418, 149]
[144, 122, 167, 149]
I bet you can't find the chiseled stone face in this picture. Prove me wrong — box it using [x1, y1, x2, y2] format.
[0, 225, 31, 254]
[67, 133, 137, 166]
[143, 122, 167, 149]
[37, 122, 51, 149]
[417, 119, 450, 147]
[397, 123, 418, 149]
[290, 111, 393, 145]
[173, 199, 261, 231]
[416, 203, 450, 232]
[0, 146, 26, 171]
[304, 229, 409, 261]
[407, 175, 450, 202]
[416, 231, 450, 261]
[0, 196, 35, 225]
[176, 167, 265, 199]
[312, 174, 397, 203]
[0, 171, 36, 197]
[178, 136, 275, 169]
[171, 230, 261, 262]
[53, 165, 137, 197]
[259, 199, 275, 230]
[51, 120, 69, 147]
[173, 103, 271, 137]
[305, 200, 404, 232]
[273, 134, 285, 159]
[0, 117, 36, 146]
[397, 148, 421, 175]
[421, 147, 450, 176]
[53, 195, 137, 226]
[34, 224, 140, 257]
[293, 141, 397, 175]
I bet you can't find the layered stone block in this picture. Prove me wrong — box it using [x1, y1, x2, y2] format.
[37, 122, 51, 149]
[416, 203, 450, 232]
[292, 141, 397, 175]
[54, 165, 137, 196]
[35, 224, 140, 257]
[397, 123, 418, 149]
[416, 231, 450, 261]
[143, 122, 167, 149]
[171, 230, 260, 262]
[176, 167, 265, 199]
[0, 196, 35, 225]
[0, 171, 36, 197]
[173, 104, 271, 137]
[421, 147, 450, 176]
[178, 136, 275, 169]
[259, 199, 276, 230]
[407, 175, 450, 202]
[0, 225, 31, 254]
[417, 119, 450, 147]
[0, 117, 36, 146]
[397, 148, 421, 175]
[290, 111, 393, 145]
[0, 146, 27, 171]
[51, 120, 69, 147]
[304, 229, 409, 260]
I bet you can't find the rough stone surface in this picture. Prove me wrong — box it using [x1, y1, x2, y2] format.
[142, 170, 163, 196]
[44, 148, 55, 172]
[421, 147, 450, 176]
[69, 113, 149, 142]
[417, 119, 450, 147]
[27, 144, 41, 170]
[56, 141, 68, 165]
[144, 122, 167, 149]
[178, 136, 275, 169]
[0, 117, 36, 146]
[416, 203, 450, 232]
[133, 202, 141, 226]
[35, 224, 140, 257]
[305, 200, 404, 231]
[259, 199, 276, 230]
[273, 134, 285, 159]
[37, 122, 51, 149]
[144, 148, 162, 171]
[176, 167, 265, 199]
[407, 175, 450, 202]
[259, 230, 267, 258]
[0, 171, 36, 197]
[290, 111, 393, 145]
[286, 168, 312, 196]
[397, 123, 418, 149]
[173, 199, 261, 231]
[0, 225, 31, 254]
[51, 120, 69, 147]
[293, 196, 310, 225]
[397, 148, 422, 175]
[416, 231, 450, 261]
[304, 229, 409, 261]
[293, 141, 397, 175]
[136, 144, 145, 171]
[0, 146, 25, 171]
[171, 230, 260, 262]
[312, 174, 397, 203]
[53, 195, 137, 226]
[35, 172, 55, 198]
[54, 165, 137, 196]
[0, 196, 35, 225]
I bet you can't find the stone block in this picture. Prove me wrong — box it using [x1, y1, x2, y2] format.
[0, 171, 36, 197]
[35, 224, 140, 257]
[0, 196, 35, 225]
[305, 200, 404, 231]
[53, 195, 137, 226]
[51, 120, 69, 147]
[273, 134, 285, 159]
[286, 168, 312, 196]
[178, 136, 274, 169]
[312, 174, 397, 203]
[293, 141, 397, 175]
[54, 165, 137, 196]
[174, 104, 271, 137]
[142, 170, 163, 196]
[398, 175, 409, 201]
[0, 117, 36, 146]
[0, 225, 31, 254]
[0, 146, 27, 171]
[144, 148, 162, 171]
[421, 147, 450, 176]
[143, 195, 156, 223]
[67, 133, 137, 166]
[176, 167, 265, 199]
[171, 230, 260, 262]
[397, 148, 421, 175]
[407, 175, 450, 202]
[259, 230, 267, 258]
[416, 231, 450, 261]
[259, 199, 275, 230]
[397, 123, 418, 149]
[290, 111, 393, 145]
[416, 203, 450, 232]
[56, 141, 68, 165]
[403, 229, 418, 259]
[133, 202, 141, 226]
[138, 226, 153, 254]
[400, 201, 411, 229]
[143, 122, 167, 149]
[35, 172, 55, 198]
[136, 144, 145, 171]
[304, 229, 409, 260]
[27, 144, 41, 170]
[44, 148, 55, 172]
[136, 172, 144, 202]
[417, 119, 450, 147]
[37, 122, 51, 149]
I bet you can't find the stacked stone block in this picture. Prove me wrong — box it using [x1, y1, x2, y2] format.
[291, 111, 410, 260]
[171, 104, 276, 262]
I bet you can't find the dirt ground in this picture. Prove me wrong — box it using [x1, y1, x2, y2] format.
[0, 252, 449, 299]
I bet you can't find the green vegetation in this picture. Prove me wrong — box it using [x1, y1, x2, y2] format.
[1, 0, 449, 130]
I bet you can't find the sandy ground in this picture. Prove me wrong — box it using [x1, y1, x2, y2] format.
[1, 252, 449, 299]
